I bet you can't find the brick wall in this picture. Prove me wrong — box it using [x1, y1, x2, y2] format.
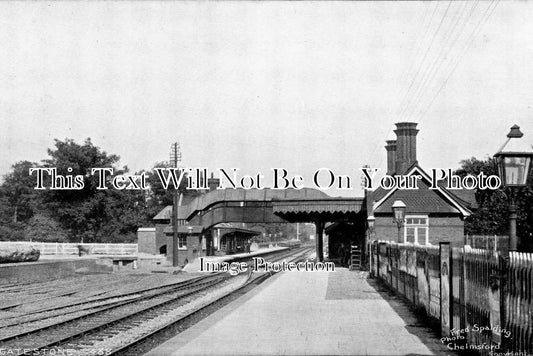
[155, 224, 168, 255]
[164, 234, 206, 266]
[374, 215, 464, 246]
[137, 228, 156, 254]
[427, 216, 464, 246]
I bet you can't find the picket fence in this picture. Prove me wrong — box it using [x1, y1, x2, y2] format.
[0, 241, 138, 255]
[465, 235, 509, 253]
[370, 241, 532, 356]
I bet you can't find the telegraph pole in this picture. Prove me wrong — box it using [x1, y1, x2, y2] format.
[170, 142, 182, 267]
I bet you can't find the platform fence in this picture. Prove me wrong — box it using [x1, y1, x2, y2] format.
[464, 235, 509, 253]
[370, 241, 532, 356]
[0, 241, 138, 255]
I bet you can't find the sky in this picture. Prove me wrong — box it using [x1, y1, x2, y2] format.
[1, 1, 532, 197]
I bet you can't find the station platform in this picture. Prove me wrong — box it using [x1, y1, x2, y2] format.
[146, 268, 455, 356]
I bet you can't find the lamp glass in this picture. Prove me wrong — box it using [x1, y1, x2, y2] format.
[393, 207, 406, 222]
[505, 156, 530, 185]
[496, 154, 532, 186]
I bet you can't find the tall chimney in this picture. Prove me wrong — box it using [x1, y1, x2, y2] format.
[208, 172, 220, 191]
[394, 122, 418, 174]
[385, 140, 397, 175]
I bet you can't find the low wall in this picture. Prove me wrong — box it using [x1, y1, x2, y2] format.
[0, 258, 114, 284]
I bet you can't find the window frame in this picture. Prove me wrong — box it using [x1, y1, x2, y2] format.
[403, 215, 429, 245]
[177, 235, 187, 250]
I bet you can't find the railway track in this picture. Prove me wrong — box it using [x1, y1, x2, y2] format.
[110, 246, 314, 356]
[0, 273, 223, 331]
[0, 247, 313, 356]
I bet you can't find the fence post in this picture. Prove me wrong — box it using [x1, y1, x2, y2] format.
[376, 242, 381, 277]
[493, 253, 507, 349]
[440, 242, 451, 337]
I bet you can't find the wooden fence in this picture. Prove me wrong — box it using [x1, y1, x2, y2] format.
[370, 241, 532, 356]
[465, 235, 509, 253]
[0, 241, 138, 255]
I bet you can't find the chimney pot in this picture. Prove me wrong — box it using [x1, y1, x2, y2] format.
[208, 174, 220, 191]
[394, 122, 419, 174]
[385, 140, 397, 175]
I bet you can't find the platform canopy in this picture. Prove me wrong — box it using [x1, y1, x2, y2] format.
[271, 199, 364, 222]
[182, 187, 365, 227]
[185, 188, 335, 218]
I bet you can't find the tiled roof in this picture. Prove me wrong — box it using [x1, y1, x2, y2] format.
[444, 188, 477, 210]
[152, 193, 200, 221]
[374, 179, 461, 214]
[372, 164, 476, 215]
[152, 204, 192, 221]
[153, 206, 172, 221]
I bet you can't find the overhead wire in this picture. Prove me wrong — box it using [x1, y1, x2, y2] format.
[367, 2, 440, 168]
[416, 0, 500, 123]
[399, 1, 466, 122]
[403, 0, 480, 123]
[395, 0, 454, 123]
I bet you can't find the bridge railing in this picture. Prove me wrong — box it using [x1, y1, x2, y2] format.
[370, 241, 532, 356]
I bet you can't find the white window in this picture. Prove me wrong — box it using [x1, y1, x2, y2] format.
[404, 215, 429, 245]
[178, 235, 187, 249]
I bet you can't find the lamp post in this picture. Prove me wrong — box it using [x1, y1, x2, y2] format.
[392, 200, 406, 243]
[367, 215, 376, 238]
[494, 124, 533, 252]
[367, 215, 376, 271]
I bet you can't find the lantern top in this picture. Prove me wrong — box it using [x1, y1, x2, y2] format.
[391, 200, 406, 209]
[495, 124, 533, 156]
[507, 124, 523, 138]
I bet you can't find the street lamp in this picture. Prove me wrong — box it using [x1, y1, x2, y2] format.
[494, 124, 533, 251]
[392, 200, 406, 243]
[366, 215, 376, 270]
[367, 215, 376, 236]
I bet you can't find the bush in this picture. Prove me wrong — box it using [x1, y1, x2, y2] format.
[24, 214, 68, 242]
[0, 223, 26, 241]
[0, 244, 40, 263]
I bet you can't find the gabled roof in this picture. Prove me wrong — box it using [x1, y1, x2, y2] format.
[153, 205, 193, 221]
[153, 205, 172, 221]
[153, 194, 197, 221]
[372, 164, 474, 217]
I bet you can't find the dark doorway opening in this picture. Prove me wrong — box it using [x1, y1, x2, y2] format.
[326, 222, 365, 267]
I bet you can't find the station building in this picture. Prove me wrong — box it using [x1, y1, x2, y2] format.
[366, 122, 477, 247]
[139, 122, 478, 266]
[138, 177, 261, 264]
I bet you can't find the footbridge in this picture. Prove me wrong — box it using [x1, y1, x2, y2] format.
[183, 188, 366, 261]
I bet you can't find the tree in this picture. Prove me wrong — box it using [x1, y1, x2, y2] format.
[143, 161, 203, 225]
[24, 213, 68, 242]
[456, 157, 533, 251]
[0, 161, 40, 241]
[39, 138, 147, 242]
[0, 161, 39, 224]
